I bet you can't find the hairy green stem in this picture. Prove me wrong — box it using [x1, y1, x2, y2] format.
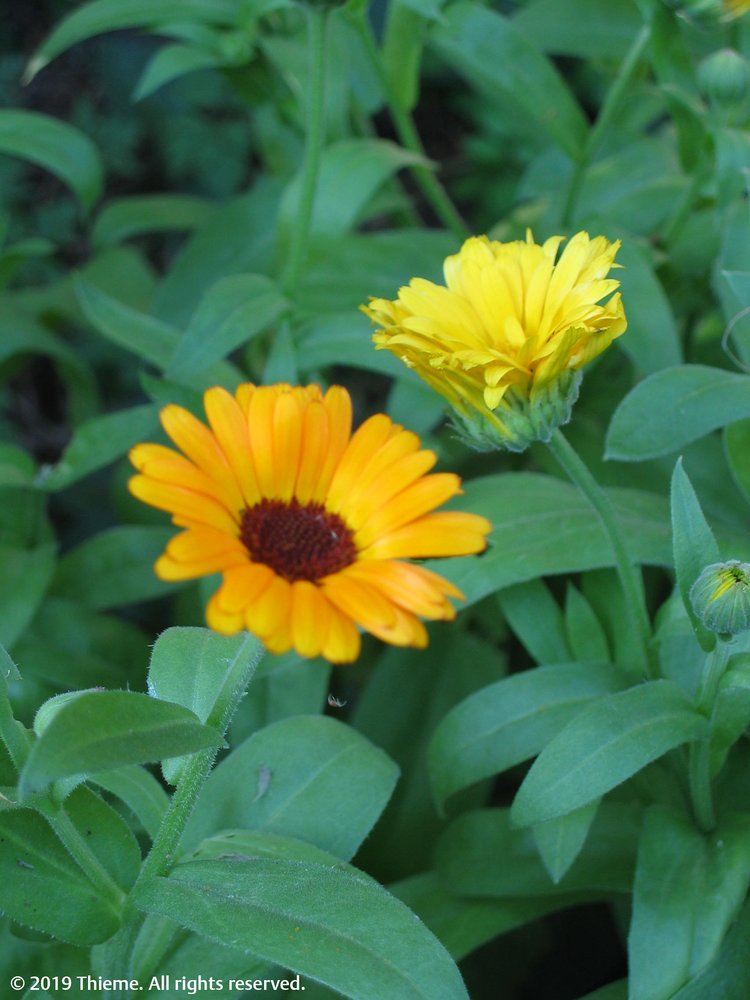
[104, 638, 263, 999]
[281, 6, 329, 297]
[351, 10, 468, 242]
[562, 25, 651, 226]
[547, 428, 652, 676]
[688, 639, 732, 832]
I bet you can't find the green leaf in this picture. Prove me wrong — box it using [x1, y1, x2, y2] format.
[40, 404, 158, 492]
[565, 585, 610, 663]
[75, 278, 182, 369]
[25, 0, 241, 81]
[511, 681, 708, 826]
[532, 799, 601, 883]
[183, 716, 399, 861]
[190, 829, 343, 866]
[278, 139, 426, 253]
[132, 858, 469, 1000]
[605, 366, 750, 462]
[615, 240, 682, 375]
[428, 662, 626, 809]
[0, 110, 102, 212]
[430, 3, 588, 161]
[0, 545, 56, 651]
[133, 44, 223, 101]
[63, 785, 143, 891]
[352, 630, 502, 880]
[724, 418, 750, 505]
[391, 872, 579, 963]
[92, 195, 216, 249]
[51, 526, 175, 609]
[671, 896, 750, 1000]
[18, 690, 222, 796]
[512, 0, 642, 59]
[0, 809, 120, 944]
[670, 458, 720, 650]
[436, 806, 638, 898]
[428, 473, 671, 608]
[148, 627, 263, 783]
[167, 274, 288, 382]
[91, 766, 169, 840]
[153, 179, 282, 328]
[711, 666, 750, 775]
[497, 580, 571, 665]
[629, 808, 750, 1000]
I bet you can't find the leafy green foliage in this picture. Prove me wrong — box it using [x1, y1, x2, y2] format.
[4, 0, 750, 995]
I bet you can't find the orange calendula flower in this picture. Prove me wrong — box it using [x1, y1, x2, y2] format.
[129, 383, 491, 663]
[363, 231, 626, 452]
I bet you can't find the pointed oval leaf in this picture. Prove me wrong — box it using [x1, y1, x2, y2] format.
[167, 274, 288, 382]
[19, 690, 222, 796]
[25, 0, 240, 81]
[670, 458, 720, 650]
[428, 662, 627, 809]
[184, 716, 399, 861]
[92, 195, 216, 250]
[606, 366, 750, 462]
[41, 404, 158, 492]
[132, 858, 469, 1000]
[0, 110, 102, 212]
[0, 808, 120, 944]
[511, 681, 708, 826]
[430, 3, 588, 160]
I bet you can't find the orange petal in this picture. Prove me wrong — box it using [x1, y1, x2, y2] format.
[323, 604, 361, 663]
[290, 580, 331, 659]
[354, 473, 463, 549]
[246, 386, 277, 499]
[128, 475, 239, 535]
[217, 563, 275, 614]
[346, 450, 438, 530]
[326, 415, 392, 514]
[345, 560, 460, 619]
[295, 400, 330, 505]
[206, 590, 245, 635]
[272, 390, 303, 502]
[317, 385, 353, 497]
[361, 511, 491, 560]
[321, 573, 398, 633]
[160, 404, 244, 513]
[204, 387, 261, 508]
[245, 573, 292, 640]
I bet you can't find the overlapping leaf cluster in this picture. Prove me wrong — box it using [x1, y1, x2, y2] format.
[3, 1, 750, 998]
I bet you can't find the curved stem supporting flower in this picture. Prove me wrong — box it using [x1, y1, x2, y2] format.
[102, 641, 263, 999]
[281, 6, 329, 298]
[562, 26, 650, 227]
[547, 428, 653, 677]
[688, 638, 732, 832]
[349, 9, 468, 242]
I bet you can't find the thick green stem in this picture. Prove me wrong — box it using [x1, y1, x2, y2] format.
[547, 428, 652, 676]
[351, 11, 468, 242]
[104, 638, 263, 999]
[281, 6, 329, 297]
[688, 639, 732, 832]
[49, 807, 126, 910]
[562, 26, 651, 226]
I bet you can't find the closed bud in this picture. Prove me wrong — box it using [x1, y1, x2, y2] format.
[698, 49, 750, 105]
[690, 561, 750, 636]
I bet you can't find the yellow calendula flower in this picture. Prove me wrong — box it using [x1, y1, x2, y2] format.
[363, 231, 626, 452]
[129, 383, 491, 663]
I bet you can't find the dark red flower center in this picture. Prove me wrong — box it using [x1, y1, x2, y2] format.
[239, 499, 356, 582]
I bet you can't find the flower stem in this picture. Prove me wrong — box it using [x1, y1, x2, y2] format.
[281, 6, 329, 298]
[688, 639, 732, 832]
[48, 806, 126, 910]
[350, 9, 468, 242]
[103, 638, 263, 999]
[562, 25, 651, 227]
[547, 428, 652, 676]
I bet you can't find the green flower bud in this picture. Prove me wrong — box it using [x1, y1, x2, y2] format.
[698, 49, 750, 106]
[690, 561, 750, 636]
